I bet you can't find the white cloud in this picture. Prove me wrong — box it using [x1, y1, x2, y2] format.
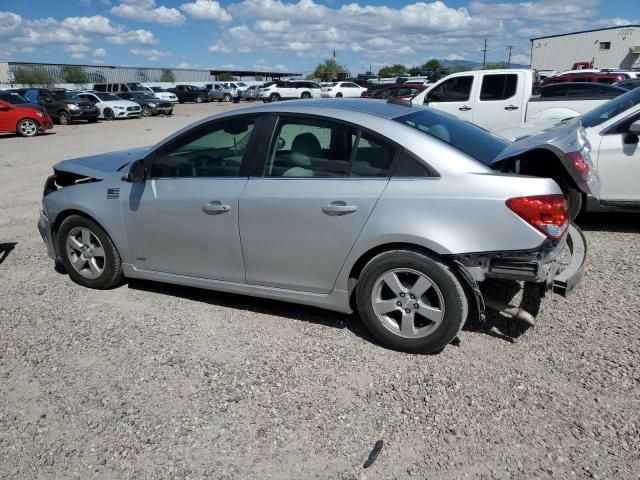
[62, 15, 119, 35]
[111, 0, 186, 25]
[208, 42, 230, 53]
[107, 29, 157, 45]
[130, 47, 171, 61]
[509, 54, 531, 65]
[180, 0, 232, 22]
[71, 53, 86, 59]
[0, 11, 22, 36]
[64, 44, 91, 53]
[93, 47, 107, 57]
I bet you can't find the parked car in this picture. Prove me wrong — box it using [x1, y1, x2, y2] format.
[0, 99, 52, 137]
[498, 86, 640, 213]
[412, 69, 618, 131]
[242, 85, 261, 101]
[360, 83, 393, 98]
[540, 83, 627, 98]
[13, 88, 99, 125]
[218, 81, 250, 92]
[259, 81, 321, 102]
[144, 86, 179, 103]
[320, 82, 368, 98]
[78, 91, 142, 120]
[203, 83, 241, 103]
[38, 99, 587, 353]
[166, 85, 209, 104]
[117, 91, 173, 116]
[365, 84, 427, 100]
[0, 91, 46, 112]
[93, 83, 145, 94]
[542, 73, 627, 86]
[613, 78, 640, 91]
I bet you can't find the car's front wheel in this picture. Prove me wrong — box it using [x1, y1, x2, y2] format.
[57, 215, 124, 289]
[142, 105, 152, 117]
[103, 108, 115, 121]
[16, 118, 39, 137]
[356, 250, 468, 353]
[195, 95, 204, 104]
[269, 93, 280, 102]
[223, 93, 231, 102]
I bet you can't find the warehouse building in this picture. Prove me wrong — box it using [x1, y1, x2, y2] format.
[530, 25, 640, 72]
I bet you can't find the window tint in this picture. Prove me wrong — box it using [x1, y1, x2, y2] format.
[611, 111, 640, 134]
[479, 74, 517, 101]
[393, 151, 432, 177]
[375, 87, 398, 99]
[264, 117, 396, 178]
[151, 117, 255, 178]
[427, 76, 473, 102]
[596, 77, 615, 84]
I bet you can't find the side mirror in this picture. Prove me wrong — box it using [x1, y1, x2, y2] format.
[629, 120, 640, 135]
[123, 159, 146, 182]
[276, 137, 286, 149]
[42, 96, 52, 103]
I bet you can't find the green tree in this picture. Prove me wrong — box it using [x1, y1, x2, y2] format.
[408, 66, 421, 76]
[62, 65, 88, 84]
[217, 72, 234, 81]
[378, 64, 407, 78]
[160, 69, 175, 83]
[424, 58, 442, 69]
[13, 67, 54, 86]
[312, 58, 347, 81]
[484, 62, 509, 70]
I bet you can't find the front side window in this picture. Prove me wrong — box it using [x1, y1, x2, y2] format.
[264, 117, 396, 178]
[151, 117, 256, 178]
[427, 76, 473, 102]
[375, 87, 398, 99]
[479, 74, 517, 101]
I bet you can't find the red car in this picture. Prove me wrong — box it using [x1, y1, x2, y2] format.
[0, 99, 53, 137]
[542, 73, 627, 86]
[361, 83, 427, 100]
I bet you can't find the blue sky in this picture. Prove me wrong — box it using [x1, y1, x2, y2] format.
[0, 0, 637, 74]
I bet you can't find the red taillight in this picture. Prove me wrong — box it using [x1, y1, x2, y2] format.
[506, 194, 568, 240]
[565, 151, 589, 180]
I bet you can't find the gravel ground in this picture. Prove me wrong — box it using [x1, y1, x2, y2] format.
[1, 102, 639, 479]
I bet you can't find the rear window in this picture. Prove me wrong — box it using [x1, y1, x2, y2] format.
[394, 109, 509, 166]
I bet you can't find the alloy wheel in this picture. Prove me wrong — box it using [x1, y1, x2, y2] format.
[18, 119, 38, 137]
[370, 268, 445, 339]
[65, 227, 106, 280]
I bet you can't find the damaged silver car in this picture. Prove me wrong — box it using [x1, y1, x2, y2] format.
[38, 99, 590, 353]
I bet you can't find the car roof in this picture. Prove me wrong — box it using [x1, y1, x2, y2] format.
[543, 82, 625, 90]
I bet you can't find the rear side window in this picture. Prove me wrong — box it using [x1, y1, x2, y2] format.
[264, 117, 396, 178]
[480, 74, 517, 101]
[392, 151, 433, 177]
[596, 77, 615, 84]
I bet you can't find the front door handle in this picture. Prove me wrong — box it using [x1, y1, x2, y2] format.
[322, 201, 358, 216]
[458, 105, 472, 111]
[505, 105, 519, 111]
[202, 201, 231, 214]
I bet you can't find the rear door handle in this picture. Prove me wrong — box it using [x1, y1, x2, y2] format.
[505, 105, 519, 111]
[322, 201, 358, 216]
[202, 201, 231, 214]
[458, 105, 472, 111]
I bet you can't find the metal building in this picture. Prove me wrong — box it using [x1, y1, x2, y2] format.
[530, 25, 640, 72]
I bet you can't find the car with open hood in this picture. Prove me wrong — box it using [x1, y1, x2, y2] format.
[38, 99, 588, 353]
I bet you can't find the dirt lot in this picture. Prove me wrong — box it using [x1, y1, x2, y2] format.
[1, 102, 639, 479]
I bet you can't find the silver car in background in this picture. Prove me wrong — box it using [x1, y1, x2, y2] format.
[38, 99, 587, 353]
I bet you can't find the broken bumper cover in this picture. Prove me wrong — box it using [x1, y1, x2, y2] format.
[547, 224, 587, 297]
[38, 209, 57, 260]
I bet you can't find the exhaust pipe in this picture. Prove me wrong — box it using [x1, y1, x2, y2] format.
[484, 298, 536, 326]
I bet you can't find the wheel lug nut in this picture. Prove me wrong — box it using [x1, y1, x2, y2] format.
[400, 293, 405, 297]
[396, 301, 402, 307]
[414, 303, 419, 309]
[405, 309, 411, 314]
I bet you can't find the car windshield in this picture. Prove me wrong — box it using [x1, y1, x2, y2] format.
[96, 93, 121, 101]
[394, 109, 509, 166]
[581, 87, 640, 128]
[51, 91, 79, 100]
[0, 93, 29, 104]
[126, 83, 143, 90]
[236, 82, 247, 87]
[328, 83, 338, 87]
[151, 87, 165, 92]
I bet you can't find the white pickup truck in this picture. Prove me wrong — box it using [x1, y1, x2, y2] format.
[411, 69, 611, 131]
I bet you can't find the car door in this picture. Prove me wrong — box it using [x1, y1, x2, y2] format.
[472, 72, 524, 130]
[239, 115, 395, 293]
[595, 111, 640, 204]
[122, 115, 263, 281]
[424, 75, 476, 122]
[0, 101, 13, 132]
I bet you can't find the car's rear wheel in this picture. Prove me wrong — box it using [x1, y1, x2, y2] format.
[301, 92, 311, 99]
[223, 93, 231, 102]
[57, 215, 123, 290]
[356, 250, 468, 353]
[269, 93, 280, 102]
[142, 105, 152, 117]
[16, 119, 39, 137]
[565, 186, 583, 220]
[103, 108, 115, 121]
[58, 111, 71, 125]
[336, 92, 343, 98]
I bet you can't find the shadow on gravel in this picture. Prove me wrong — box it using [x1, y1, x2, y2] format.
[127, 279, 373, 341]
[577, 212, 640, 233]
[0, 242, 17, 265]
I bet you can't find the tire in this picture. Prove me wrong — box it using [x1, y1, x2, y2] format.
[565, 186, 583, 221]
[356, 250, 468, 353]
[223, 93, 231, 103]
[335, 92, 343, 98]
[269, 93, 280, 102]
[88, 118, 98, 123]
[58, 111, 71, 125]
[301, 92, 311, 99]
[57, 215, 123, 290]
[142, 105, 152, 117]
[103, 108, 115, 121]
[16, 118, 39, 137]
[195, 95, 204, 104]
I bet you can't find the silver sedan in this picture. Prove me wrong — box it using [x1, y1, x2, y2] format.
[38, 99, 586, 353]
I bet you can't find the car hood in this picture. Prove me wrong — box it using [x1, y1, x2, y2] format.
[53, 147, 150, 179]
[492, 117, 600, 196]
[102, 100, 140, 108]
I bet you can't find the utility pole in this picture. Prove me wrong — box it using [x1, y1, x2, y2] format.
[482, 39, 488, 68]
[507, 45, 514, 68]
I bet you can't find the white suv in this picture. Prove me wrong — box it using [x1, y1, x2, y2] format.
[259, 80, 322, 102]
